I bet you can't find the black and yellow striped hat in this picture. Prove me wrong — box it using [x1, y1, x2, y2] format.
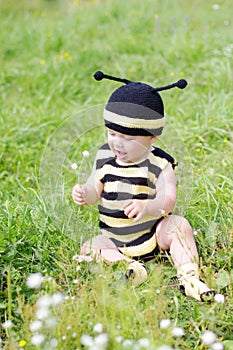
[94, 71, 187, 136]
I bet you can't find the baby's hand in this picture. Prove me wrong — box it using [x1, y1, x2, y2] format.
[72, 184, 87, 206]
[124, 199, 148, 222]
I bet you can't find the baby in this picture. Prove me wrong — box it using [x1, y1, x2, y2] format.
[72, 71, 214, 301]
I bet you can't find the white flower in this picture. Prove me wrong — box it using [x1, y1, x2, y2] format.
[62, 335, 66, 340]
[52, 292, 65, 305]
[73, 254, 93, 263]
[73, 279, 79, 284]
[26, 273, 44, 289]
[49, 338, 58, 348]
[201, 331, 217, 345]
[72, 332, 77, 338]
[71, 163, 78, 169]
[2, 320, 13, 329]
[80, 334, 94, 347]
[115, 336, 123, 343]
[93, 323, 104, 333]
[138, 338, 150, 347]
[172, 327, 185, 337]
[122, 339, 133, 347]
[156, 346, 174, 350]
[29, 320, 43, 332]
[94, 333, 109, 347]
[159, 319, 171, 329]
[214, 293, 225, 303]
[211, 342, 224, 350]
[82, 150, 90, 158]
[212, 4, 220, 10]
[30, 334, 45, 346]
[37, 295, 53, 309]
[35, 307, 50, 320]
[76, 265, 81, 271]
[45, 317, 57, 329]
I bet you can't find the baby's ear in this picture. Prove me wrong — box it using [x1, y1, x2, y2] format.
[150, 136, 158, 144]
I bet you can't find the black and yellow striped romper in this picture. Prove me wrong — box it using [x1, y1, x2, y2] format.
[95, 143, 176, 259]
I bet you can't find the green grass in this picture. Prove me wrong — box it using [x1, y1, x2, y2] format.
[0, 0, 233, 349]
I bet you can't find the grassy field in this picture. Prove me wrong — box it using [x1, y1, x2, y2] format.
[0, 0, 233, 349]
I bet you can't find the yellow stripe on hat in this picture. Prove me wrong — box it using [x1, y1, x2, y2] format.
[104, 109, 166, 129]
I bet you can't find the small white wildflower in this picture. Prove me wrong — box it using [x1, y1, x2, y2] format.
[211, 342, 224, 350]
[37, 295, 53, 309]
[45, 317, 57, 329]
[67, 325, 72, 330]
[172, 327, 185, 337]
[212, 4, 220, 10]
[138, 337, 150, 347]
[156, 289, 160, 294]
[26, 273, 44, 289]
[159, 319, 171, 329]
[65, 296, 70, 300]
[76, 265, 81, 271]
[52, 292, 65, 305]
[35, 307, 50, 320]
[73, 279, 79, 284]
[73, 254, 93, 263]
[71, 332, 77, 338]
[80, 334, 94, 347]
[62, 335, 66, 340]
[201, 331, 217, 345]
[214, 293, 225, 303]
[30, 334, 45, 346]
[93, 323, 104, 333]
[2, 320, 13, 329]
[82, 150, 90, 158]
[122, 339, 133, 347]
[71, 296, 75, 300]
[157, 346, 174, 350]
[193, 230, 198, 236]
[94, 333, 109, 347]
[71, 163, 78, 170]
[115, 335, 123, 343]
[49, 338, 58, 348]
[29, 320, 43, 332]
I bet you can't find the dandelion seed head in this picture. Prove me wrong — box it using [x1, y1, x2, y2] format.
[94, 333, 109, 347]
[26, 273, 44, 289]
[35, 307, 50, 320]
[30, 334, 45, 346]
[45, 317, 57, 329]
[52, 292, 65, 305]
[115, 335, 123, 343]
[214, 293, 225, 303]
[93, 323, 104, 333]
[171, 327, 185, 337]
[49, 338, 58, 348]
[37, 295, 53, 309]
[2, 320, 13, 329]
[82, 150, 90, 158]
[29, 320, 43, 332]
[159, 319, 171, 329]
[71, 163, 78, 170]
[211, 342, 224, 350]
[201, 331, 217, 345]
[80, 334, 94, 347]
[138, 337, 150, 347]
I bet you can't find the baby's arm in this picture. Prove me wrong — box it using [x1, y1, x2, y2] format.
[124, 163, 176, 221]
[72, 159, 103, 206]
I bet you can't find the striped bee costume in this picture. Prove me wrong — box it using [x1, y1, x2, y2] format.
[95, 143, 177, 259]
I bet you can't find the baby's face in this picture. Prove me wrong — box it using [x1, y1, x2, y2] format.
[107, 129, 157, 163]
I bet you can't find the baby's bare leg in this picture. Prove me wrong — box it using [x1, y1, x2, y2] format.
[155, 214, 199, 268]
[81, 234, 131, 263]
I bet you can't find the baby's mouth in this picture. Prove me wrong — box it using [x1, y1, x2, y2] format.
[115, 150, 127, 160]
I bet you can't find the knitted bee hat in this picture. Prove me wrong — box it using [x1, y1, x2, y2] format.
[94, 71, 188, 136]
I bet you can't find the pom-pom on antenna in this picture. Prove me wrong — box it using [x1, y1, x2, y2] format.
[93, 71, 131, 84]
[93, 71, 105, 81]
[175, 79, 188, 89]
